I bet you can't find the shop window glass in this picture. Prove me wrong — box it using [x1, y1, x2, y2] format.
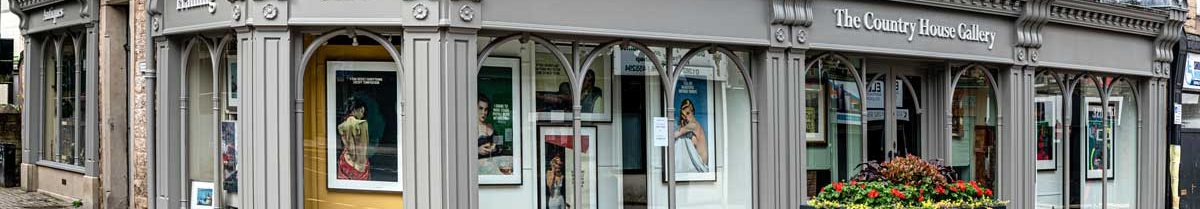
[1183, 93, 1200, 129]
[667, 48, 752, 209]
[1071, 77, 1102, 207]
[803, 55, 864, 199]
[184, 43, 219, 208]
[219, 43, 240, 208]
[42, 36, 83, 167]
[949, 66, 997, 189]
[302, 33, 405, 209]
[1034, 73, 1065, 208]
[1084, 79, 1137, 209]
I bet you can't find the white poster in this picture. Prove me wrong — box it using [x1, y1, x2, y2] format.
[1185, 53, 1200, 90]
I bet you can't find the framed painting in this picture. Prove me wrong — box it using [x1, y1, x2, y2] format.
[1085, 97, 1119, 179]
[190, 181, 215, 209]
[1034, 96, 1060, 170]
[478, 56, 523, 185]
[667, 67, 718, 182]
[325, 61, 402, 191]
[539, 126, 598, 209]
[533, 49, 612, 122]
[220, 121, 238, 192]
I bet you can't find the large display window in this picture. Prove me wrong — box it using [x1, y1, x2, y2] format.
[475, 35, 754, 209]
[803, 54, 866, 198]
[179, 36, 239, 209]
[41, 34, 87, 167]
[300, 31, 406, 209]
[949, 65, 998, 189]
[1034, 72, 1066, 208]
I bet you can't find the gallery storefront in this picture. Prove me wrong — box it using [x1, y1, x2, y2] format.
[10, 0, 109, 207]
[141, 0, 1180, 209]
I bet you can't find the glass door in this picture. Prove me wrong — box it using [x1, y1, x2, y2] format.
[864, 63, 924, 162]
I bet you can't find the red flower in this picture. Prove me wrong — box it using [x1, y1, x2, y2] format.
[949, 185, 958, 192]
[971, 181, 981, 191]
[957, 181, 967, 190]
[918, 195, 925, 202]
[860, 184, 866, 189]
[891, 188, 906, 200]
[935, 186, 946, 194]
[976, 188, 984, 196]
[820, 187, 826, 193]
[984, 188, 993, 196]
[850, 180, 857, 185]
[867, 189, 879, 198]
[834, 182, 844, 192]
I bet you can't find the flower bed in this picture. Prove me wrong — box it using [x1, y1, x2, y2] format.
[807, 155, 1007, 209]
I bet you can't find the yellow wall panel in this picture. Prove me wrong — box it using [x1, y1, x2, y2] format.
[302, 37, 404, 209]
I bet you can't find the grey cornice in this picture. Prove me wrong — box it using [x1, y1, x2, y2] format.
[1048, 0, 1167, 36]
[891, 0, 1171, 37]
[11, 0, 64, 11]
[889, 0, 1025, 16]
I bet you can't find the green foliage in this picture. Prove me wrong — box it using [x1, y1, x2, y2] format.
[72, 200, 83, 208]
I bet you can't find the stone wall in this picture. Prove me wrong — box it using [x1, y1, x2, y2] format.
[128, 0, 148, 208]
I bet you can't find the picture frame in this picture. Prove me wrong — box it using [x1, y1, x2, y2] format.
[190, 181, 215, 209]
[666, 68, 719, 182]
[220, 121, 238, 193]
[805, 81, 826, 143]
[325, 61, 403, 192]
[1034, 96, 1060, 171]
[538, 126, 598, 209]
[226, 55, 239, 108]
[478, 56, 523, 185]
[533, 48, 612, 122]
[1085, 97, 1119, 179]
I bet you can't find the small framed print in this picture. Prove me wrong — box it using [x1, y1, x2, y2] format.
[1085, 97, 1119, 179]
[325, 61, 403, 192]
[533, 49, 612, 122]
[226, 55, 239, 109]
[1035, 96, 1060, 171]
[190, 181, 215, 209]
[220, 121, 239, 192]
[539, 126, 598, 209]
[478, 56, 523, 185]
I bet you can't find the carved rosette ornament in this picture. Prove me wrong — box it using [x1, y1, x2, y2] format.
[232, 5, 241, 21]
[208, 1, 216, 14]
[459, 5, 475, 22]
[774, 28, 786, 42]
[262, 4, 278, 20]
[795, 29, 807, 43]
[413, 4, 429, 20]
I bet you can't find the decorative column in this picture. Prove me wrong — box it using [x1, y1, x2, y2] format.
[399, 1, 481, 209]
[1144, 7, 1184, 209]
[238, 1, 295, 208]
[152, 37, 184, 209]
[999, 0, 1052, 207]
[757, 1, 810, 208]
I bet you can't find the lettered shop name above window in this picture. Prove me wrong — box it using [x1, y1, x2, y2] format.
[833, 9, 997, 50]
[42, 8, 63, 24]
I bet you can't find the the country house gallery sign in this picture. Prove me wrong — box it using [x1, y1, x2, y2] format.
[833, 8, 998, 50]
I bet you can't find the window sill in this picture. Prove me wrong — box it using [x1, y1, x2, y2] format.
[35, 160, 85, 174]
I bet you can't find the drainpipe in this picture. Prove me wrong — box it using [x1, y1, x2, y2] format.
[141, 0, 159, 208]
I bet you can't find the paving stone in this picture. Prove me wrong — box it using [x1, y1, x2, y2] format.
[0, 187, 71, 209]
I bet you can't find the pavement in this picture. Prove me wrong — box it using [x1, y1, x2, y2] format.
[0, 186, 71, 209]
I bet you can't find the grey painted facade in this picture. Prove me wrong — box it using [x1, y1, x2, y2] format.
[125, 0, 1183, 209]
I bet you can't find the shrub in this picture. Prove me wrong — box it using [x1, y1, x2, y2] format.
[810, 155, 1005, 209]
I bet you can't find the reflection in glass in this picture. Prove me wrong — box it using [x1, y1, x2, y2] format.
[1034, 73, 1064, 209]
[804, 55, 863, 199]
[950, 67, 997, 189]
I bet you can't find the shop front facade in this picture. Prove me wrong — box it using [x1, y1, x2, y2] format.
[11, 0, 133, 208]
[140, 0, 1180, 209]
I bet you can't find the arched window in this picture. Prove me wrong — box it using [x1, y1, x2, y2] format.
[1034, 72, 1066, 208]
[949, 65, 998, 189]
[42, 35, 84, 167]
[804, 54, 866, 198]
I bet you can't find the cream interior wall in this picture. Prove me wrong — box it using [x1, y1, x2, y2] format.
[186, 45, 215, 182]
